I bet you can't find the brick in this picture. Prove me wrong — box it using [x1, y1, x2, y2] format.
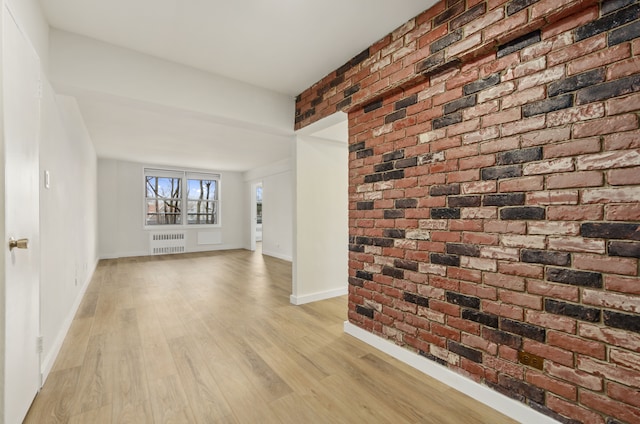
[547, 331, 605, 359]
[524, 94, 574, 117]
[546, 267, 603, 288]
[609, 241, 640, 258]
[607, 91, 640, 115]
[446, 243, 480, 257]
[356, 305, 375, 319]
[521, 250, 571, 266]
[607, 57, 640, 80]
[480, 136, 520, 154]
[433, 112, 463, 129]
[477, 82, 516, 103]
[497, 30, 541, 58]
[500, 207, 545, 220]
[460, 256, 497, 271]
[606, 274, 640, 295]
[584, 288, 640, 313]
[546, 103, 605, 128]
[546, 362, 603, 391]
[431, 253, 461, 266]
[610, 348, 640, 373]
[582, 391, 640, 424]
[481, 165, 522, 180]
[547, 394, 605, 424]
[581, 222, 640, 240]
[523, 158, 574, 175]
[547, 171, 603, 189]
[483, 193, 525, 206]
[579, 322, 640, 353]
[500, 318, 545, 342]
[506, 0, 539, 15]
[602, 0, 637, 15]
[501, 234, 545, 249]
[545, 299, 601, 322]
[501, 116, 547, 137]
[363, 100, 383, 113]
[525, 309, 577, 333]
[544, 138, 601, 159]
[395, 198, 418, 209]
[483, 327, 522, 349]
[497, 374, 545, 404]
[403, 292, 430, 307]
[518, 66, 565, 90]
[577, 150, 640, 171]
[464, 73, 501, 95]
[548, 68, 605, 97]
[431, 208, 461, 219]
[607, 204, 640, 221]
[574, 253, 637, 275]
[480, 246, 519, 261]
[406, 229, 431, 240]
[451, 3, 487, 30]
[578, 355, 640, 387]
[385, 109, 407, 124]
[576, 74, 640, 105]
[447, 340, 483, 363]
[575, 3, 640, 41]
[521, 127, 571, 147]
[548, 236, 605, 254]
[499, 289, 541, 309]
[482, 107, 521, 127]
[582, 187, 640, 204]
[548, 33, 607, 67]
[446, 292, 480, 309]
[605, 310, 640, 333]
[526, 371, 577, 401]
[395, 94, 418, 110]
[430, 29, 464, 54]
[499, 176, 544, 192]
[462, 126, 500, 144]
[430, 184, 461, 196]
[496, 147, 542, 166]
[444, 95, 477, 115]
[463, 309, 499, 328]
[528, 221, 580, 235]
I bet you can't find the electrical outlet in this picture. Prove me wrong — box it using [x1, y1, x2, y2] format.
[518, 351, 544, 370]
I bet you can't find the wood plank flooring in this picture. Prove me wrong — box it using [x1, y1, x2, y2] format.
[25, 248, 517, 423]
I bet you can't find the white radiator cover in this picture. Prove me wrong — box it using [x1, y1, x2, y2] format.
[149, 231, 186, 255]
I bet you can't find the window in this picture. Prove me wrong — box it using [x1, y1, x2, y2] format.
[144, 168, 220, 226]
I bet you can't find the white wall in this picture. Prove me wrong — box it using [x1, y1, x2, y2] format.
[292, 125, 349, 305]
[244, 159, 294, 261]
[39, 85, 98, 378]
[5, 0, 47, 70]
[98, 158, 245, 258]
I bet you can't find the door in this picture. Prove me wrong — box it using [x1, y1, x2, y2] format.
[4, 5, 42, 424]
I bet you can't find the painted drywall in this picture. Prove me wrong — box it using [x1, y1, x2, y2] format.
[0, 2, 7, 419]
[261, 170, 293, 261]
[292, 135, 348, 304]
[5, 0, 48, 70]
[98, 158, 245, 258]
[49, 29, 294, 134]
[39, 86, 98, 377]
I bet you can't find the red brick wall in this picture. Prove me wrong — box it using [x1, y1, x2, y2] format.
[296, 0, 640, 423]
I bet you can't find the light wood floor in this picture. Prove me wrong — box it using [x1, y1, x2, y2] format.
[25, 247, 516, 423]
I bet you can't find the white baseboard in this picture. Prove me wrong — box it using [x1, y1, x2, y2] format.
[262, 250, 293, 262]
[40, 258, 99, 383]
[290, 286, 348, 305]
[343, 322, 560, 424]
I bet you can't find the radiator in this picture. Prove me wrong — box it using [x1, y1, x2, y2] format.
[149, 232, 186, 255]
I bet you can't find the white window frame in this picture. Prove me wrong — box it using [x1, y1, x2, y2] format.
[143, 168, 221, 229]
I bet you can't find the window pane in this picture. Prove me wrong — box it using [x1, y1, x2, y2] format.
[146, 176, 181, 199]
[187, 200, 217, 224]
[145, 200, 182, 225]
[187, 179, 217, 201]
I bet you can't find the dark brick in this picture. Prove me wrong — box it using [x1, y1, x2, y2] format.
[463, 309, 499, 328]
[446, 243, 480, 257]
[576, 74, 640, 105]
[602, 0, 637, 15]
[304, 108, 315, 119]
[500, 207, 546, 220]
[444, 95, 477, 115]
[575, 4, 640, 41]
[383, 150, 404, 162]
[349, 142, 365, 153]
[522, 249, 571, 266]
[448, 340, 483, 363]
[382, 266, 404, 279]
[356, 305, 375, 319]
[419, 350, 448, 366]
[403, 292, 429, 307]
[335, 63, 351, 77]
[448, 195, 481, 207]
[498, 374, 545, 404]
[348, 244, 364, 253]
[547, 268, 603, 288]
[483, 193, 525, 206]
[500, 319, 546, 342]
[609, 241, 640, 258]
[506, 0, 540, 16]
[374, 162, 394, 173]
[610, 20, 640, 45]
[431, 253, 461, 267]
[496, 147, 542, 165]
[348, 277, 363, 287]
[385, 109, 406, 124]
[363, 99, 383, 113]
[432, 112, 463, 129]
[336, 97, 352, 110]
[446, 292, 480, 309]
[548, 69, 606, 97]
[481, 165, 523, 180]
[523, 94, 574, 117]
[483, 327, 522, 349]
[430, 29, 463, 54]
[530, 402, 583, 424]
[294, 114, 304, 124]
[356, 149, 374, 159]
[395, 157, 418, 169]
[486, 382, 526, 403]
[356, 270, 374, 281]
[384, 209, 405, 219]
[329, 75, 345, 88]
[581, 222, 640, 240]
[395, 198, 418, 209]
[364, 173, 383, 183]
[395, 259, 419, 272]
[416, 52, 445, 74]
[384, 229, 406, 239]
[311, 96, 323, 107]
[431, 208, 461, 219]
[354, 236, 373, 245]
[395, 94, 418, 110]
[344, 84, 360, 98]
[430, 183, 461, 196]
[606, 419, 626, 424]
[497, 30, 541, 58]
[372, 238, 394, 247]
[450, 3, 486, 30]
[350, 48, 370, 67]
[356, 201, 374, 210]
[383, 170, 405, 181]
[434, 1, 466, 26]
[605, 310, 640, 333]
[464, 73, 501, 95]
[545, 299, 601, 322]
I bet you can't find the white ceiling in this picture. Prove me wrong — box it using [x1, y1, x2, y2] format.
[39, 0, 434, 171]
